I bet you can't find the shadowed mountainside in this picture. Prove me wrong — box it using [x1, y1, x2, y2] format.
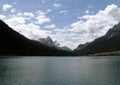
[74, 22, 120, 55]
[1, 19, 120, 56]
[0, 20, 73, 56]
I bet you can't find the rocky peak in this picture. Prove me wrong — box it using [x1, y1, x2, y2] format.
[105, 22, 120, 38]
[45, 36, 53, 42]
[38, 36, 55, 47]
[38, 36, 71, 51]
[113, 22, 120, 30]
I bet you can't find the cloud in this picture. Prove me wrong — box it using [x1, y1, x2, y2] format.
[49, 4, 120, 49]
[4, 15, 50, 40]
[45, 24, 56, 29]
[2, 4, 13, 11]
[72, 4, 120, 35]
[35, 15, 50, 24]
[0, 15, 6, 19]
[1, 4, 120, 49]
[104, 4, 120, 20]
[54, 3, 61, 8]
[59, 10, 68, 15]
[49, 28, 85, 49]
[10, 8, 16, 13]
[23, 12, 35, 17]
[85, 10, 94, 14]
[46, 9, 52, 13]
[5, 16, 27, 24]
[36, 10, 45, 15]
[1, 4, 51, 40]
[42, 0, 45, 4]
[6, 20, 48, 40]
[35, 10, 51, 24]
[17, 13, 23, 16]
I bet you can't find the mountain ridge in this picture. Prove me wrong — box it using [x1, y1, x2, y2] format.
[0, 20, 73, 56]
[74, 22, 120, 55]
[0, 19, 120, 56]
[38, 36, 72, 51]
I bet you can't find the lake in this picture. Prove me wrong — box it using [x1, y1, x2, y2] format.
[0, 56, 120, 85]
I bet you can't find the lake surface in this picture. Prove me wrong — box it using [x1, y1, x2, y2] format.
[0, 56, 120, 85]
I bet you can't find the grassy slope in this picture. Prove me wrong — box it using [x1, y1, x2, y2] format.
[90, 51, 120, 56]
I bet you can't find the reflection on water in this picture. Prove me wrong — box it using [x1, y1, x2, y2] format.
[0, 57, 120, 85]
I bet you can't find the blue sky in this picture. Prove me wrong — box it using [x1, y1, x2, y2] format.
[0, 0, 120, 49]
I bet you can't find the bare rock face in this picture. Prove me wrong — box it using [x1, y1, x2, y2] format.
[38, 36, 72, 51]
[105, 23, 120, 38]
[38, 36, 55, 47]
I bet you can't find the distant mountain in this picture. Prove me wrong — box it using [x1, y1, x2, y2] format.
[0, 20, 72, 56]
[59, 46, 72, 52]
[75, 42, 90, 50]
[38, 36, 72, 51]
[74, 22, 120, 55]
[38, 36, 59, 47]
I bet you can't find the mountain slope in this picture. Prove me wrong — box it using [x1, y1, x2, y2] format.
[38, 36, 56, 47]
[74, 22, 120, 55]
[38, 36, 72, 51]
[0, 20, 72, 56]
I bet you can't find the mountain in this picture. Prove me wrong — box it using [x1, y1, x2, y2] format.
[74, 22, 120, 55]
[38, 36, 59, 47]
[0, 20, 72, 56]
[59, 46, 72, 52]
[75, 42, 90, 50]
[38, 36, 72, 51]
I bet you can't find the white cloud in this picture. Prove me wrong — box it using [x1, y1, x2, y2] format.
[46, 9, 52, 13]
[59, 10, 68, 15]
[4, 15, 50, 40]
[103, 4, 120, 20]
[49, 28, 84, 49]
[54, 3, 61, 8]
[6, 20, 48, 40]
[62, 4, 120, 49]
[70, 21, 85, 32]
[42, 0, 45, 4]
[1, 4, 120, 49]
[10, 8, 16, 13]
[85, 10, 93, 14]
[1, 7, 51, 41]
[36, 10, 45, 15]
[45, 24, 56, 29]
[0, 15, 6, 19]
[2, 4, 13, 11]
[17, 13, 23, 16]
[35, 15, 50, 24]
[59, 10, 67, 13]
[23, 12, 35, 17]
[5, 16, 27, 24]
[72, 4, 120, 35]
[35, 10, 51, 24]
[49, 4, 120, 49]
